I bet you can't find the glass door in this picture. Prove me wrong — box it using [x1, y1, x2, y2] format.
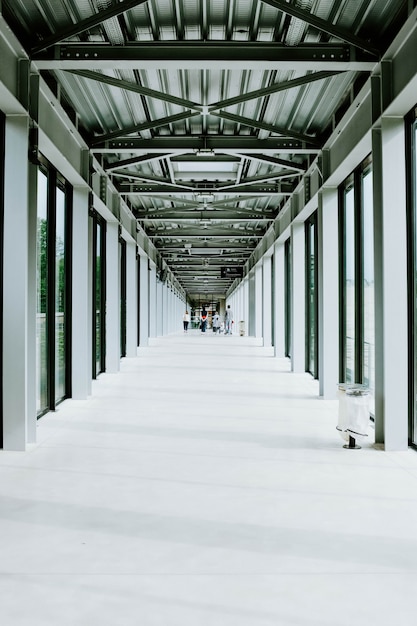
[410, 115, 417, 444]
[285, 238, 292, 358]
[306, 213, 318, 377]
[92, 212, 106, 378]
[120, 238, 127, 358]
[0, 112, 4, 447]
[36, 162, 71, 416]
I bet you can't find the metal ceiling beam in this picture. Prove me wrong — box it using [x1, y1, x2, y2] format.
[158, 242, 254, 250]
[104, 153, 168, 171]
[112, 171, 194, 189]
[260, 0, 380, 56]
[149, 231, 263, 238]
[166, 258, 248, 264]
[237, 153, 307, 172]
[31, 0, 149, 55]
[171, 154, 240, 163]
[89, 110, 200, 146]
[213, 111, 321, 146]
[208, 70, 342, 112]
[218, 172, 299, 191]
[32, 43, 377, 71]
[136, 212, 273, 221]
[92, 137, 320, 154]
[66, 70, 203, 112]
[119, 183, 292, 195]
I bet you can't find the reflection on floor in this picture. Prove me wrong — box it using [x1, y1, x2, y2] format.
[1, 332, 416, 625]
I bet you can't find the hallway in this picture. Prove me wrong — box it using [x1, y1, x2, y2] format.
[1, 334, 417, 625]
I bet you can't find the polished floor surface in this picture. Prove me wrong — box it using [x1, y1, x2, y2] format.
[1, 332, 417, 625]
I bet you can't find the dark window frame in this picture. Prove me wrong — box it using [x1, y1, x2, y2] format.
[305, 211, 319, 378]
[406, 106, 417, 445]
[37, 155, 72, 415]
[91, 209, 106, 379]
[0, 112, 5, 447]
[339, 157, 372, 386]
[284, 237, 292, 358]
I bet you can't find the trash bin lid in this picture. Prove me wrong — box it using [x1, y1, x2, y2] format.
[345, 386, 370, 396]
[338, 382, 368, 390]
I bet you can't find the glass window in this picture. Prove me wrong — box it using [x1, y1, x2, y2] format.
[55, 185, 66, 402]
[306, 213, 318, 377]
[120, 239, 126, 358]
[92, 213, 106, 378]
[340, 160, 374, 396]
[285, 238, 292, 358]
[344, 183, 356, 382]
[362, 168, 375, 395]
[36, 169, 48, 413]
[36, 162, 71, 415]
[412, 118, 417, 444]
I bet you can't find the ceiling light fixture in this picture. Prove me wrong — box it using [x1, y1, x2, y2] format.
[196, 136, 215, 158]
[197, 192, 214, 202]
[195, 148, 215, 157]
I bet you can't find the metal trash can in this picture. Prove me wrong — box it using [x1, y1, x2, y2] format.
[336, 383, 370, 449]
[239, 321, 245, 336]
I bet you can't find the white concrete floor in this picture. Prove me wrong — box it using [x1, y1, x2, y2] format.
[1, 332, 417, 625]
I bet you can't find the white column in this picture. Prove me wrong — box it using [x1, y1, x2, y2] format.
[291, 222, 305, 373]
[263, 255, 272, 347]
[138, 254, 149, 347]
[318, 188, 339, 398]
[148, 263, 157, 338]
[125, 240, 137, 357]
[3, 116, 29, 449]
[255, 263, 263, 339]
[72, 186, 91, 398]
[375, 119, 408, 449]
[156, 279, 163, 336]
[105, 221, 120, 372]
[27, 162, 38, 442]
[248, 272, 256, 336]
[273, 241, 286, 357]
[243, 277, 249, 336]
[162, 284, 169, 335]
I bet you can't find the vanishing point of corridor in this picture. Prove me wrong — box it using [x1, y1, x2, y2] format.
[1, 334, 417, 625]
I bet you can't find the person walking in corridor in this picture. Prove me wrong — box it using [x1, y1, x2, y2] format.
[183, 310, 190, 332]
[212, 311, 220, 333]
[225, 305, 234, 334]
[200, 307, 208, 333]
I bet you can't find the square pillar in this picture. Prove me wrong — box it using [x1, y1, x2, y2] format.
[148, 263, 157, 339]
[105, 221, 120, 372]
[125, 240, 138, 357]
[72, 186, 91, 398]
[263, 256, 272, 347]
[273, 241, 286, 357]
[318, 188, 339, 398]
[3, 116, 29, 449]
[373, 120, 408, 449]
[291, 222, 305, 373]
[156, 279, 163, 336]
[255, 263, 263, 339]
[138, 254, 149, 347]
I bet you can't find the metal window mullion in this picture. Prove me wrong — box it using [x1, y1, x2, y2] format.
[47, 169, 57, 410]
[406, 114, 417, 444]
[100, 218, 107, 373]
[354, 169, 363, 384]
[64, 184, 73, 399]
[313, 212, 319, 379]
[91, 215, 98, 379]
[120, 239, 127, 358]
[0, 112, 5, 448]
[338, 186, 346, 383]
[305, 219, 311, 373]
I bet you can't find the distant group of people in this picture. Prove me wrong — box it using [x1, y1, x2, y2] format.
[182, 305, 234, 334]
